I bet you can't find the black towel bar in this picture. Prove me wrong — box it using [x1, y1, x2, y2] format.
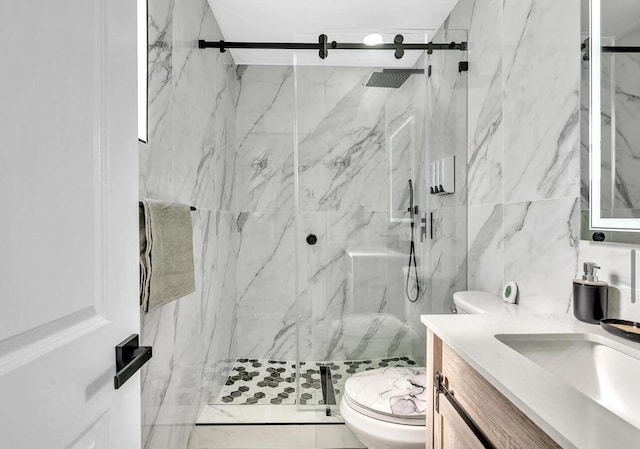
[138, 200, 196, 211]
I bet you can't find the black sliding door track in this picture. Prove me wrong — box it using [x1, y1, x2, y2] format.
[199, 34, 467, 60]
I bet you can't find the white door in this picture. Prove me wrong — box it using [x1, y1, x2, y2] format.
[0, 0, 140, 448]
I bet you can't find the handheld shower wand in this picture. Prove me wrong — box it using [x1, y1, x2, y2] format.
[406, 180, 420, 303]
[408, 180, 416, 225]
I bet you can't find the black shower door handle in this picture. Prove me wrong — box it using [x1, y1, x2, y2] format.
[114, 334, 152, 389]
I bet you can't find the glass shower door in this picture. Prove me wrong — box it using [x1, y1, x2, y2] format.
[293, 32, 431, 413]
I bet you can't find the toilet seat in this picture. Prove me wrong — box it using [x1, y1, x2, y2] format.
[343, 366, 426, 426]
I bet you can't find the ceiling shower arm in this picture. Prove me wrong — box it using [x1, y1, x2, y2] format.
[198, 34, 467, 60]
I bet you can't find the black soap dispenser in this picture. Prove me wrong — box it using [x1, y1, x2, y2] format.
[573, 262, 609, 324]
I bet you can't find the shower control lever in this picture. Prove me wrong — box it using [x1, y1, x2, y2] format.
[420, 213, 427, 242]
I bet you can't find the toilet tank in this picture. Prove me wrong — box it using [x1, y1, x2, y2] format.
[453, 291, 507, 314]
[453, 291, 536, 314]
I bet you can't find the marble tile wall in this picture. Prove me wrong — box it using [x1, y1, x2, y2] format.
[421, 28, 469, 317]
[232, 66, 297, 361]
[233, 66, 295, 214]
[453, 0, 640, 320]
[440, 0, 583, 311]
[139, 0, 238, 448]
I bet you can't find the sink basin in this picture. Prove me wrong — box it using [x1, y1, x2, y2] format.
[496, 333, 640, 429]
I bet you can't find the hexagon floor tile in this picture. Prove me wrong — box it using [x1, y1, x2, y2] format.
[211, 356, 418, 406]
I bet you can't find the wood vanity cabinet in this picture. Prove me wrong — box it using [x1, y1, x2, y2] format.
[426, 330, 561, 449]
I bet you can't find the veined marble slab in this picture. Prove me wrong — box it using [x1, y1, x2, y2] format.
[140, 1, 239, 449]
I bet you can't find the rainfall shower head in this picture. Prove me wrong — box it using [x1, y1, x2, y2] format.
[365, 68, 425, 88]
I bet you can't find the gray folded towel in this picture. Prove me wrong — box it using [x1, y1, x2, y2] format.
[139, 199, 196, 313]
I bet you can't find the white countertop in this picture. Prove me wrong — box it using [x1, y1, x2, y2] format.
[421, 313, 640, 449]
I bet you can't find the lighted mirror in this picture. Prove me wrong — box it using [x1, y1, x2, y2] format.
[582, 0, 640, 242]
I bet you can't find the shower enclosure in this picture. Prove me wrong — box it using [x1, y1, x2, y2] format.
[207, 28, 468, 420]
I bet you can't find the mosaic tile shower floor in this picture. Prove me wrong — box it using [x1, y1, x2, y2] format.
[212, 356, 418, 406]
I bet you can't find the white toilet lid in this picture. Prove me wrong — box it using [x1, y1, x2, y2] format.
[343, 366, 426, 426]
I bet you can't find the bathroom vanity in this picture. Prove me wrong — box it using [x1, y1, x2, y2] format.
[422, 314, 640, 449]
[426, 331, 559, 449]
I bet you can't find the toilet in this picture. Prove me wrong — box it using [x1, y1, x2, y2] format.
[341, 291, 524, 449]
[339, 366, 427, 449]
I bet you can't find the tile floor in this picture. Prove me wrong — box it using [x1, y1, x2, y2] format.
[190, 423, 366, 449]
[212, 356, 418, 407]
